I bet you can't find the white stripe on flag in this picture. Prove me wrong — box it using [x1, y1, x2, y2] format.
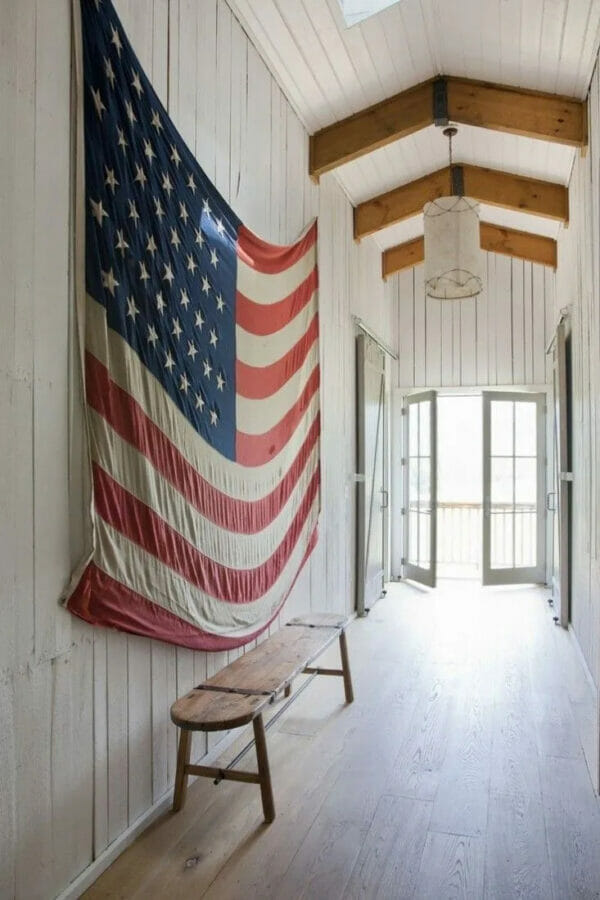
[236, 348, 319, 435]
[89, 409, 319, 569]
[94, 500, 319, 635]
[236, 249, 316, 305]
[236, 292, 317, 368]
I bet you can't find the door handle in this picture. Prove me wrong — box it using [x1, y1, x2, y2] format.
[546, 491, 557, 512]
[380, 489, 389, 509]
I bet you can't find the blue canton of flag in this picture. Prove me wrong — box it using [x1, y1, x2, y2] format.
[83, 0, 240, 458]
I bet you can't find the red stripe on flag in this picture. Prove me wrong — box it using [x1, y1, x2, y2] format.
[236, 367, 320, 466]
[86, 351, 319, 532]
[93, 461, 320, 603]
[66, 524, 318, 651]
[236, 267, 318, 336]
[236, 314, 319, 400]
[237, 222, 317, 274]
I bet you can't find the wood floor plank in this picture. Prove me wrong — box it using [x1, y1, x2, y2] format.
[533, 690, 584, 760]
[344, 795, 433, 899]
[391, 676, 454, 801]
[272, 769, 386, 900]
[485, 791, 552, 899]
[430, 693, 493, 836]
[414, 831, 485, 899]
[540, 755, 600, 899]
[490, 701, 542, 799]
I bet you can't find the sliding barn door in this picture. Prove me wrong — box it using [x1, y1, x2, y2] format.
[482, 392, 546, 585]
[403, 391, 437, 588]
[356, 334, 386, 616]
[552, 322, 571, 626]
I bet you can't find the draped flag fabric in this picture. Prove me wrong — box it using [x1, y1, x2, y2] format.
[66, 0, 320, 650]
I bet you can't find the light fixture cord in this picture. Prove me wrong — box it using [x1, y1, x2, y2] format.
[448, 130, 453, 193]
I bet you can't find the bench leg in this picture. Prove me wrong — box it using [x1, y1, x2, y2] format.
[339, 630, 354, 703]
[173, 728, 192, 812]
[253, 714, 275, 823]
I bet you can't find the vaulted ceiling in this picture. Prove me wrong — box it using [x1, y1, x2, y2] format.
[228, 0, 600, 271]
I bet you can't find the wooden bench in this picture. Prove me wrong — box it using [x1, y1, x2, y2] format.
[170, 613, 354, 823]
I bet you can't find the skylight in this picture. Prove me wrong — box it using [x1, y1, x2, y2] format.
[338, 0, 401, 27]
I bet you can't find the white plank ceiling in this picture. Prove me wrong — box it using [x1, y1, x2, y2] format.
[228, 0, 600, 249]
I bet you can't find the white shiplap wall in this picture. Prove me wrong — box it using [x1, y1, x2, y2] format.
[391, 254, 555, 389]
[556, 58, 600, 695]
[0, 1, 396, 897]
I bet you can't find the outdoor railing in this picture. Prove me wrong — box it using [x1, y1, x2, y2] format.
[435, 501, 537, 574]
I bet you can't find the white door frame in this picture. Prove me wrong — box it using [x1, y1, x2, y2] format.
[402, 390, 437, 588]
[482, 391, 547, 585]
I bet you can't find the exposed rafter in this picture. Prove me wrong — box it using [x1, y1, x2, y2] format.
[354, 164, 569, 240]
[309, 76, 587, 179]
[381, 224, 558, 280]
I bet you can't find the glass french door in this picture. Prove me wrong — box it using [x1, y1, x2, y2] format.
[482, 392, 546, 585]
[403, 391, 437, 587]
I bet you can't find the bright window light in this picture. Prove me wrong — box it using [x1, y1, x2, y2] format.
[339, 0, 400, 27]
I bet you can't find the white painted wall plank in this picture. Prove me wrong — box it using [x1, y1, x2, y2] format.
[92, 631, 109, 858]
[392, 252, 551, 390]
[33, 0, 73, 665]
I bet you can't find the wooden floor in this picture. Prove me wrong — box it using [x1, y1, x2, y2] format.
[85, 581, 600, 899]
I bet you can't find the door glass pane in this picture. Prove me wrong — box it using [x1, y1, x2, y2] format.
[491, 511, 513, 568]
[515, 457, 536, 505]
[419, 457, 431, 507]
[409, 510, 419, 562]
[409, 403, 418, 456]
[492, 401, 513, 456]
[409, 457, 419, 510]
[419, 400, 430, 451]
[491, 457, 514, 505]
[419, 513, 430, 567]
[514, 511, 536, 567]
[515, 402, 537, 456]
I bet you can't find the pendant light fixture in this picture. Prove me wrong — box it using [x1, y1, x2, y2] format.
[423, 127, 483, 299]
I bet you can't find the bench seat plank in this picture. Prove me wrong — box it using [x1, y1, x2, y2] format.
[287, 613, 349, 629]
[171, 688, 269, 732]
[203, 624, 340, 695]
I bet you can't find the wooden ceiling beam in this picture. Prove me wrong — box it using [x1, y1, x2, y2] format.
[381, 223, 558, 279]
[309, 80, 434, 180]
[354, 164, 568, 239]
[309, 77, 586, 179]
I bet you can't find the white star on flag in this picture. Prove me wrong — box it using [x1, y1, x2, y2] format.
[126, 296, 139, 321]
[90, 198, 108, 226]
[101, 267, 119, 296]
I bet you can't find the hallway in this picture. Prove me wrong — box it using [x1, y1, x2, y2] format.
[85, 581, 600, 898]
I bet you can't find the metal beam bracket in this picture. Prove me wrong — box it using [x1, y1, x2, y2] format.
[433, 78, 449, 127]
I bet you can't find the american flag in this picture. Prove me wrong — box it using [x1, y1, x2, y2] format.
[67, 0, 320, 650]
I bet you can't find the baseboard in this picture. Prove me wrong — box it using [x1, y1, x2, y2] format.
[54, 726, 247, 900]
[567, 623, 598, 696]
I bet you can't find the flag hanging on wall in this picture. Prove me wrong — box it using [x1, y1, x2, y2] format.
[66, 0, 320, 650]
